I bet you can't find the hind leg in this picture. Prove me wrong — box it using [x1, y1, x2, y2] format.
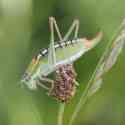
[37, 76, 54, 90]
[63, 19, 79, 41]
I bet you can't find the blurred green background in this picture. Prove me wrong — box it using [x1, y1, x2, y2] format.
[0, 0, 125, 125]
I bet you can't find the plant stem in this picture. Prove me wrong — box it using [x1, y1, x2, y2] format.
[68, 89, 88, 125]
[57, 103, 65, 125]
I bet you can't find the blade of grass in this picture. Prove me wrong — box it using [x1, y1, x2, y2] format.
[68, 18, 125, 125]
[57, 103, 65, 125]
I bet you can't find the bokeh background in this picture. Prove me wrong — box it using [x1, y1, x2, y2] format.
[0, 0, 125, 125]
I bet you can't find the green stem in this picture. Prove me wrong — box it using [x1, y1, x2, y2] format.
[57, 103, 65, 125]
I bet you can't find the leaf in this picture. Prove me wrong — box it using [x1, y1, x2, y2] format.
[88, 18, 125, 97]
[69, 18, 125, 125]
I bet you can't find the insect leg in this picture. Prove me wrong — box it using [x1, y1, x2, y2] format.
[49, 17, 63, 41]
[37, 81, 50, 90]
[48, 17, 57, 66]
[63, 19, 79, 41]
[74, 80, 79, 86]
[37, 76, 54, 90]
[62, 19, 79, 60]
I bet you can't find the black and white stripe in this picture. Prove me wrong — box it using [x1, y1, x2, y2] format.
[38, 39, 79, 57]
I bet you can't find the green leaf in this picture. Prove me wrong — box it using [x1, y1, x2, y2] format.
[68, 18, 125, 125]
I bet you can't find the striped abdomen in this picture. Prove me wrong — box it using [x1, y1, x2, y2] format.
[37, 39, 80, 58]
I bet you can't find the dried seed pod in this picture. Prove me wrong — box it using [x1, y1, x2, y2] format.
[49, 64, 77, 103]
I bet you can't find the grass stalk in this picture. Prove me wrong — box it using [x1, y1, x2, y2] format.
[57, 103, 65, 125]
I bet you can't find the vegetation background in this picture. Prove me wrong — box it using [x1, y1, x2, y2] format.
[0, 0, 125, 125]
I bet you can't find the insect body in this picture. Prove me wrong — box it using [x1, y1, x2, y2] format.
[21, 17, 102, 102]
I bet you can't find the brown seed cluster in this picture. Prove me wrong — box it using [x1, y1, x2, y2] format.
[49, 64, 77, 103]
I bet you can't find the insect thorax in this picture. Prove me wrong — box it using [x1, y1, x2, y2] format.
[49, 64, 77, 103]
